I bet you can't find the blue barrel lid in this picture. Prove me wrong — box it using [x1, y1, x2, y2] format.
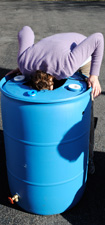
[0, 73, 91, 103]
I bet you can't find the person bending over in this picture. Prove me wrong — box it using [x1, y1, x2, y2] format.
[6, 26, 104, 174]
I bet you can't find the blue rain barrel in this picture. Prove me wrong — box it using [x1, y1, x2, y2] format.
[0, 72, 92, 215]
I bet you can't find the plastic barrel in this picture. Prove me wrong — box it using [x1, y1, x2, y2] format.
[0, 73, 92, 215]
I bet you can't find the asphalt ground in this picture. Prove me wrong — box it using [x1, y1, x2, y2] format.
[0, 1, 105, 225]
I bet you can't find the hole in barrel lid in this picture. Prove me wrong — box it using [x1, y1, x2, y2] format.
[28, 90, 37, 96]
[32, 90, 35, 94]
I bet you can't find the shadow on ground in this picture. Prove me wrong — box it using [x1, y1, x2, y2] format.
[62, 150, 105, 225]
[101, 91, 105, 95]
[0, 130, 22, 212]
[0, 67, 11, 79]
[15, 1, 105, 12]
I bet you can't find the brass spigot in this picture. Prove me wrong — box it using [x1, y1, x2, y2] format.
[8, 194, 19, 204]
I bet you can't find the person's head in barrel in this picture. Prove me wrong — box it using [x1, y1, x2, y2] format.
[31, 70, 54, 91]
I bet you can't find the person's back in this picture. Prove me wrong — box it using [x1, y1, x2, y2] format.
[17, 26, 104, 98]
[18, 26, 88, 79]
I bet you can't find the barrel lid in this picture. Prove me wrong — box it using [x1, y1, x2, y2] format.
[0, 73, 90, 103]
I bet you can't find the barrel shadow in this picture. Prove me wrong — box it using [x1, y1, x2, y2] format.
[0, 130, 10, 206]
[0, 67, 12, 80]
[61, 151, 105, 225]
[57, 116, 105, 225]
[0, 131, 22, 211]
[57, 120, 89, 211]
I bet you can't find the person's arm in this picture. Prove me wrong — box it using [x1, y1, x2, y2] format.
[5, 68, 22, 82]
[88, 75, 101, 98]
[5, 68, 21, 77]
[69, 33, 104, 98]
[18, 26, 35, 58]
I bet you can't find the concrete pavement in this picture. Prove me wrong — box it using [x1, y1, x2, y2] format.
[0, 1, 105, 224]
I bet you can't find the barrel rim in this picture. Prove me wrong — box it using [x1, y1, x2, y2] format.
[0, 74, 92, 103]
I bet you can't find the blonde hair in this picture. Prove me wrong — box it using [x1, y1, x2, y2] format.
[31, 70, 54, 91]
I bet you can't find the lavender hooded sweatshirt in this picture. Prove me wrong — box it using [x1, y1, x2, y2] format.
[18, 26, 104, 80]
